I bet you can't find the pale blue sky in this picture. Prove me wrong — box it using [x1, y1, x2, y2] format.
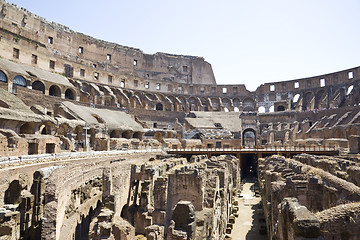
[7, 0, 360, 91]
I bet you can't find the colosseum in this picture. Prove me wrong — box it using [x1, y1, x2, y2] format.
[0, 1, 360, 240]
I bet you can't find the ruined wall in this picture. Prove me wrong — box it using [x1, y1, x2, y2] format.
[0, 151, 159, 240]
[121, 154, 241, 240]
[258, 154, 360, 240]
[0, 1, 216, 92]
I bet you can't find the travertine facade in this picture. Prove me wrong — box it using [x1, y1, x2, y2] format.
[1, 1, 360, 239]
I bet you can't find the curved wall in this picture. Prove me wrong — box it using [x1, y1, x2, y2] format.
[0, 1, 359, 115]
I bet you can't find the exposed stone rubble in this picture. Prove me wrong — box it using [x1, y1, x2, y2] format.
[1, 1, 360, 240]
[0, 153, 241, 240]
[258, 154, 360, 240]
[121, 154, 241, 240]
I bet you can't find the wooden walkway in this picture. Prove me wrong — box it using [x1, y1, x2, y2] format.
[167, 146, 339, 158]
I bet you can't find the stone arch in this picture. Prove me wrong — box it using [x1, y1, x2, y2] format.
[258, 106, 265, 113]
[199, 97, 210, 111]
[110, 130, 121, 138]
[32, 80, 45, 94]
[39, 121, 56, 135]
[49, 85, 61, 97]
[20, 122, 35, 134]
[221, 98, 232, 111]
[122, 130, 133, 139]
[269, 105, 275, 112]
[155, 102, 164, 111]
[243, 128, 256, 147]
[315, 89, 327, 109]
[178, 96, 188, 112]
[210, 97, 220, 111]
[0, 70, 8, 83]
[13, 75, 27, 89]
[133, 131, 142, 139]
[243, 98, 256, 111]
[233, 98, 241, 108]
[347, 85, 354, 95]
[65, 88, 75, 100]
[4, 180, 22, 204]
[276, 105, 286, 112]
[304, 91, 315, 111]
[188, 97, 198, 111]
[293, 94, 300, 103]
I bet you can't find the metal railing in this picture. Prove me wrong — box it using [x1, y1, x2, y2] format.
[168, 145, 337, 152]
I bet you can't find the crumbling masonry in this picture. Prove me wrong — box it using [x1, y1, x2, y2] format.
[0, 0, 360, 239]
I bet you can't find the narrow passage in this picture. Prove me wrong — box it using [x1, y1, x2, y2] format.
[228, 178, 267, 240]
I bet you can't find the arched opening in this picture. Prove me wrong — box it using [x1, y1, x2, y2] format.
[13, 75, 26, 89]
[243, 98, 255, 111]
[65, 88, 75, 100]
[293, 94, 300, 103]
[269, 105, 274, 112]
[32, 81, 45, 94]
[276, 105, 285, 111]
[233, 107, 239, 112]
[4, 180, 22, 204]
[110, 130, 121, 138]
[0, 70, 8, 83]
[243, 128, 256, 147]
[133, 132, 142, 139]
[224, 107, 229, 112]
[155, 103, 163, 111]
[258, 106, 265, 113]
[122, 130, 133, 139]
[49, 85, 61, 97]
[304, 92, 315, 111]
[20, 122, 35, 134]
[347, 85, 354, 95]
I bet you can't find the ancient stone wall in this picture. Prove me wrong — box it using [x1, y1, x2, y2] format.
[121, 154, 241, 239]
[258, 154, 360, 240]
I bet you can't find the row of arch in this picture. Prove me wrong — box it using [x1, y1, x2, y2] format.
[257, 82, 360, 113]
[3, 67, 358, 114]
[74, 81, 258, 113]
[0, 70, 76, 100]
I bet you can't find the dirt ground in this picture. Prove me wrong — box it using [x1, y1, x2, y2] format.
[228, 179, 268, 240]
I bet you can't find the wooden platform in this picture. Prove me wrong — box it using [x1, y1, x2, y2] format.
[167, 146, 339, 158]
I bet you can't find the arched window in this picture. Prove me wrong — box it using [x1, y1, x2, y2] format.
[13, 75, 26, 87]
[32, 81, 45, 94]
[49, 85, 61, 97]
[155, 103, 163, 111]
[133, 132, 142, 139]
[243, 128, 256, 147]
[258, 106, 265, 113]
[277, 105, 285, 111]
[20, 122, 35, 134]
[269, 105, 275, 112]
[293, 94, 300, 103]
[65, 89, 75, 100]
[122, 130, 132, 139]
[0, 71, 8, 83]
